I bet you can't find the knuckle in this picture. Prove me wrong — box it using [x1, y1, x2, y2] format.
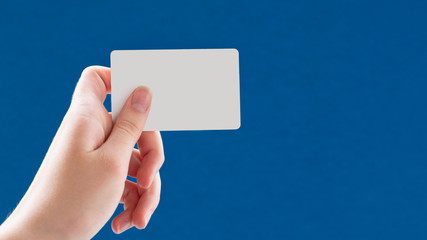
[115, 119, 140, 139]
[74, 65, 108, 99]
[141, 150, 165, 171]
[154, 193, 161, 207]
[80, 66, 106, 83]
[156, 150, 165, 166]
[160, 152, 165, 164]
[152, 149, 165, 166]
[82, 65, 100, 76]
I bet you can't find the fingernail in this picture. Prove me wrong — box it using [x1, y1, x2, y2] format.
[117, 220, 132, 234]
[144, 210, 154, 228]
[131, 87, 151, 113]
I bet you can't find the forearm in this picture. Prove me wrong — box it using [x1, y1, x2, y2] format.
[0, 216, 69, 240]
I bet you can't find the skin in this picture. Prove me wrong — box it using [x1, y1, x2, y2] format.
[0, 66, 164, 239]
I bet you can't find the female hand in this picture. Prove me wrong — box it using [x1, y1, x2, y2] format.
[0, 66, 164, 239]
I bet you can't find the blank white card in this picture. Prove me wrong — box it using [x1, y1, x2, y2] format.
[111, 49, 241, 131]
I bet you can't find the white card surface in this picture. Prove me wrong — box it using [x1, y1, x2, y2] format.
[111, 49, 241, 131]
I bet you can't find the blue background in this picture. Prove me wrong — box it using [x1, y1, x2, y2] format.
[1, 0, 426, 239]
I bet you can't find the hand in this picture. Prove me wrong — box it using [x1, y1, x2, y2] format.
[0, 66, 165, 239]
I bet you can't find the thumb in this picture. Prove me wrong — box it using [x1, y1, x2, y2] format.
[104, 86, 152, 155]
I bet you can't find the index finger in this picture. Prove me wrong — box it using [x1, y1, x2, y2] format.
[73, 66, 111, 103]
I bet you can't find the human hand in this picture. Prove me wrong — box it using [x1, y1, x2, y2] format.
[0, 66, 164, 239]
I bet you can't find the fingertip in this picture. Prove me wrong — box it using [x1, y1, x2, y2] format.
[134, 224, 146, 230]
[144, 209, 154, 228]
[131, 86, 152, 113]
[112, 217, 132, 234]
[112, 205, 136, 234]
[134, 86, 152, 95]
[111, 222, 120, 234]
[131, 205, 153, 229]
[139, 173, 155, 190]
[132, 215, 146, 229]
[137, 165, 156, 191]
[133, 210, 152, 229]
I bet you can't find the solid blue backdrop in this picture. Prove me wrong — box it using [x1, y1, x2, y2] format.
[1, 0, 427, 239]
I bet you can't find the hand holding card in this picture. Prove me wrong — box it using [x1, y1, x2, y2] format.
[111, 49, 241, 131]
